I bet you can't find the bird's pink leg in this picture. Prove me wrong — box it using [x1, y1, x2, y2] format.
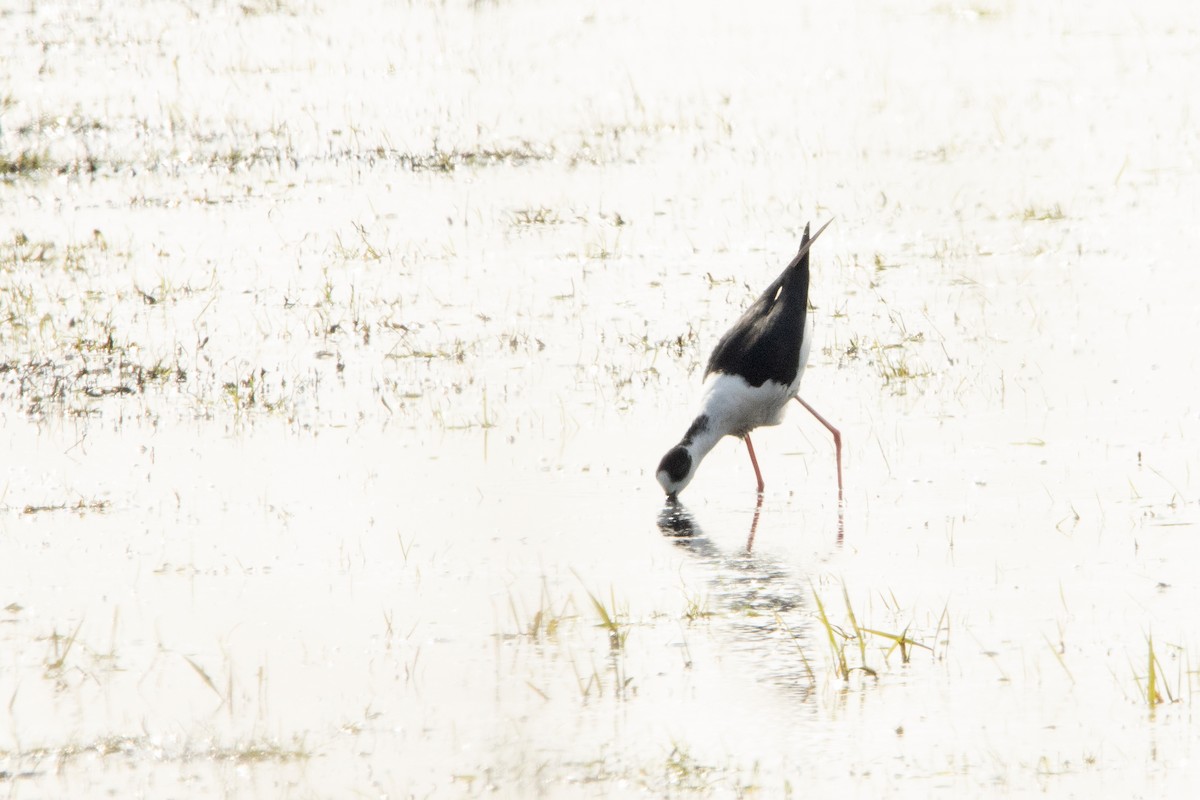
[795, 397, 843, 501]
[743, 434, 765, 493]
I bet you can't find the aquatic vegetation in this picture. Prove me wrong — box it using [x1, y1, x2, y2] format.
[1019, 203, 1066, 222]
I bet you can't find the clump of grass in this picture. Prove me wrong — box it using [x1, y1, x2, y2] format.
[511, 207, 563, 226]
[385, 337, 471, 363]
[332, 222, 385, 261]
[0, 149, 49, 178]
[810, 582, 931, 681]
[508, 583, 575, 642]
[583, 235, 618, 260]
[201, 145, 291, 174]
[873, 252, 900, 272]
[209, 739, 310, 763]
[614, 326, 699, 366]
[877, 348, 932, 388]
[839, 300, 932, 393]
[389, 141, 553, 173]
[811, 584, 852, 680]
[841, 333, 931, 392]
[1020, 203, 1065, 222]
[842, 584, 868, 668]
[665, 744, 716, 791]
[1, 231, 56, 266]
[585, 587, 629, 652]
[564, 573, 636, 693]
[238, 0, 296, 16]
[1135, 632, 1178, 717]
[22, 498, 110, 515]
[681, 588, 713, 623]
[861, 624, 930, 664]
[43, 620, 84, 682]
[0, 735, 310, 766]
[222, 366, 290, 415]
[1148, 633, 1165, 712]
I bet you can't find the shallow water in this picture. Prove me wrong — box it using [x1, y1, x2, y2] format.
[2, 0, 1199, 796]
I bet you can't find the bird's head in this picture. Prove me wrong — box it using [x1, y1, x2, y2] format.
[656, 445, 696, 500]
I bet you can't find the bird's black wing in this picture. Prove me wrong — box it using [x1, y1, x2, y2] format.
[704, 220, 831, 388]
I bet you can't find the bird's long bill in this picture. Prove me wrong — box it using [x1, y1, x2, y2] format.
[782, 218, 834, 272]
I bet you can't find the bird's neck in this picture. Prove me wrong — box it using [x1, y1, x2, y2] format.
[677, 413, 724, 465]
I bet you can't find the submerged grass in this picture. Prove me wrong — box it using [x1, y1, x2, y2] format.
[508, 583, 576, 642]
[511, 206, 563, 226]
[681, 587, 714, 623]
[810, 582, 934, 682]
[1135, 632, 1179, 718]
[838, 317, 931, 393]
[811, 584, 850, 681]
[376, 141, 553, 173]
[1020, 203, 1066, 221]
[0, 735, 310, 765]
[861, 625, 931, 665]
[0, 149, 49, 178]
[664, 744, 717, 792]
[43, 620, 84, 682]
[21, 498, 110, 515]
[585, 586, 629, 652]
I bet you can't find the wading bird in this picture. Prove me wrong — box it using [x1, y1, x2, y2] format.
[656, 220, 843, 501]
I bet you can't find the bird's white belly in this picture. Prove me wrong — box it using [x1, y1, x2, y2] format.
[699, 372, 795, 438]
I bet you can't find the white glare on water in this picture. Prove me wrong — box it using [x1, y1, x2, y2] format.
[2, 0, 1199, 796]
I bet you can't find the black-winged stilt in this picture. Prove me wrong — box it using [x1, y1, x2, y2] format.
[656, 220, 843, 501]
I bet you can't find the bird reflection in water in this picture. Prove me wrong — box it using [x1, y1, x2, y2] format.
[657, 498, 817, 696]
[660, 495, 843, 553]
[659, 495, 764, 553]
